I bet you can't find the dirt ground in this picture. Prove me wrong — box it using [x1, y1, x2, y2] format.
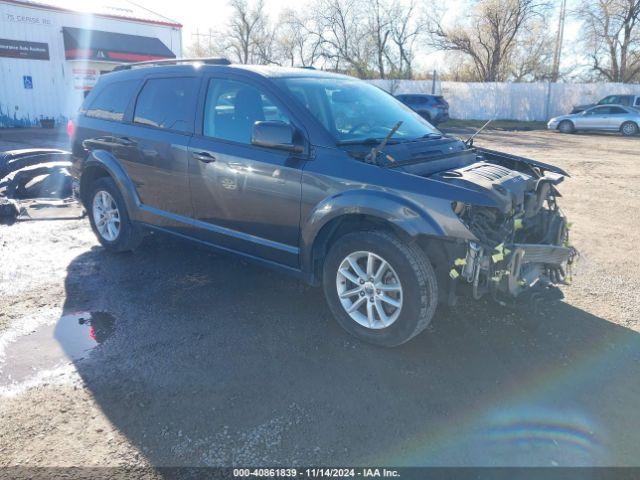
[1, 129, 639, 468]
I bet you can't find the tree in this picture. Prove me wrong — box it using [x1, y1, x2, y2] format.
[427, 0, 548, 81]
[309, 0, 374, 77]
[385, 0, 425, 78]
[272, 9, 323, 67]
[368, 0, 392, 78]
[226, 0, 273, 64]
[509, 17, 554, 81]
[578, 0, 640, 82]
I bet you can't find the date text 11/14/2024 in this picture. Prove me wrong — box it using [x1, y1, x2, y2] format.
[233, 468, 401, 478]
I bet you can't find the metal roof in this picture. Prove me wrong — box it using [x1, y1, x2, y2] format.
[63, 27, 176, 62]
[1, 0, 182, 27]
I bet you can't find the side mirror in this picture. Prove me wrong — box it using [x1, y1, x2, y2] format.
[251, 121, 303, 153]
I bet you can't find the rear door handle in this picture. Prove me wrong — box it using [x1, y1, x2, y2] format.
[192, 151, 216, 163]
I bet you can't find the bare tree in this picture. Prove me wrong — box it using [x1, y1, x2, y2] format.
[427, 0, 547, 81]
[385, 0, 426, 78]
[272, 9, 323, 67]
[226, 0, 273, 64]
[509, 17, 554, 81]
[368, 0, 392, 78]
[578, 0, 640, 82]
[309, 0, 374, 77]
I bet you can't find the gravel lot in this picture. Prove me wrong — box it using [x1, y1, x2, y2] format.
[1, 128, 639, 468]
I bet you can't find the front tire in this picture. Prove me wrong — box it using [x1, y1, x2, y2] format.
[621, 121, 639, 136]
[323, 230, 438, 347]
[558, 120, 575, 134]
[87, 177, 142, 252]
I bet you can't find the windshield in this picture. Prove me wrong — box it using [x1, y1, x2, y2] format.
[276, 77, 441, 144]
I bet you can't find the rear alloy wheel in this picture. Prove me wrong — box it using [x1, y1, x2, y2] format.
[87, 177, 143, 252]
[92, 190, 120, 242]
[558, 120, 574, 134]
[621, 121, 639, 137]
[323, 230, 438, 347]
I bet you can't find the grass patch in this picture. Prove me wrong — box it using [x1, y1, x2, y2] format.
[441, 119, 547, 131]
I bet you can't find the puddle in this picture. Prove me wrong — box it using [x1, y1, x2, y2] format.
[0, 311, 115, 388]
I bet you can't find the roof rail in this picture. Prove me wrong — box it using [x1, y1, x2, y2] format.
[113, 57, 231, 71]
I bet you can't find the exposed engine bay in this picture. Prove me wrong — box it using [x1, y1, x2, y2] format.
[444, 147, 577, 303]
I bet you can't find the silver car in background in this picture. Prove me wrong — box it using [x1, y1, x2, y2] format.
[548, 105, 640, 136]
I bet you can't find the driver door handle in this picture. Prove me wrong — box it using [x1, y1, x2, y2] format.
[192, 151, 216, 163]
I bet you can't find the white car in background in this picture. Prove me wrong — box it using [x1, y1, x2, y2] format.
[548, 105, 640, 136]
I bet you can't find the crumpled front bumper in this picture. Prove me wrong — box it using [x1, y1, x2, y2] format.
[451, 240, 577, 303]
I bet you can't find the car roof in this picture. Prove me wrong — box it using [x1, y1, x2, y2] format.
[586, 104, 635, 112]
[101, 62, 353, 83]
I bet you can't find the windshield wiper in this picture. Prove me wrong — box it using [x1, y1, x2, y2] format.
[420, 133, 443, 139]
[337, 137, 385, 145]
[364, 121, 403, 166]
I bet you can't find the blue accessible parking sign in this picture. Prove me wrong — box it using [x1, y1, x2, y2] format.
[23, 75, 33, 89]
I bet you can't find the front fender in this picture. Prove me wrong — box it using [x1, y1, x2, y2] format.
[81, 150, 141, 220]
[300, 190, 451, 273]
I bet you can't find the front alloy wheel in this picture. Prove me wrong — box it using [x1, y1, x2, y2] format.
[336, 251, 403, 329]
[92, 190, 120, 241]
[323, 230, 438, 347]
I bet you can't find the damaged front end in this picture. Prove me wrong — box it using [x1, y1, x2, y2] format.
[446, 148, 577, 304]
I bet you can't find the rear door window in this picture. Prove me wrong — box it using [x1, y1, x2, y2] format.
[84, 80, 138, 121]
[133, 77, 199, 133]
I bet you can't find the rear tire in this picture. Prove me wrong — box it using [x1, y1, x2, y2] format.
[558, 120, 575, 134]
[87, 177, 143, 252]
[323, 230, 438, 347]
[621, 121, 639, 137]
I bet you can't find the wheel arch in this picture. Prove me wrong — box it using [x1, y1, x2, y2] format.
[301, 192, 446, 285]
[80, 150, 140, 219]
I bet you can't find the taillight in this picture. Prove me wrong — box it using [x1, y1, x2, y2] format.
[66, 119, 75, 138]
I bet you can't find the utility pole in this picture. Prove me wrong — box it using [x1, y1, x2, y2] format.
[551, 0, 567, 83]
[191, 29, 216, 56]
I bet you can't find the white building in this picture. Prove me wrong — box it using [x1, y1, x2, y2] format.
[0, 0, 182, 127]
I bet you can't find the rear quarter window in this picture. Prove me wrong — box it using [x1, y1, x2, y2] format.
[84, 80, 139, 122]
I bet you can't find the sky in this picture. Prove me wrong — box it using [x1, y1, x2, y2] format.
[131, 0, 583, 75]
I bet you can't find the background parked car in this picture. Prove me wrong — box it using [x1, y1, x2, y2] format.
[548, 105, 640, 136]
[395, 94, 449, 125]
[571, 94, 640, 114]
